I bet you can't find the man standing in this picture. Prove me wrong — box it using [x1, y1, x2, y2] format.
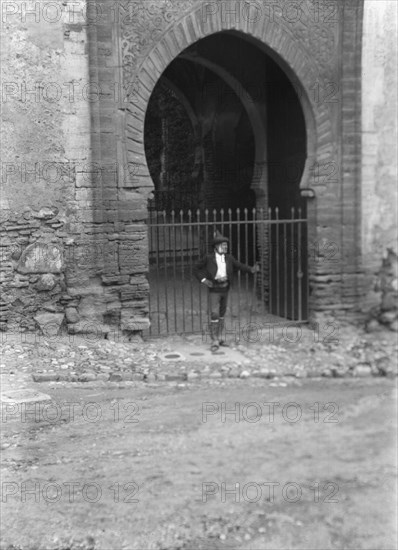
[194, 231, 259, 352]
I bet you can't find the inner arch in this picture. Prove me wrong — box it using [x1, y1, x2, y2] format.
[144, 31, 307, 216]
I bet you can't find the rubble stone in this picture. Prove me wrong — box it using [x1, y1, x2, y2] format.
[353, 364, 373, 377]
[390, 320, 398, 332]
[35, 274, 57, 291]
[65, 307, 80, 324]
[34, 313, 65, 335]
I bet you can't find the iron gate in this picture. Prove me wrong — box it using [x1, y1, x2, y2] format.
[146, 207, 307, 337]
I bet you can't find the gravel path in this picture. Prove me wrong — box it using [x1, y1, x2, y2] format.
[0, 323, 396, 393]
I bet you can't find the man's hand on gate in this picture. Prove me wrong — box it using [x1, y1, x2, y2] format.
[251, 264, 260, 274]
[202, 279, 214, 288]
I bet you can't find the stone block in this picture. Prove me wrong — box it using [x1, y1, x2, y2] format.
[34, 313, 65, 336]
[120, 314, 150, 331]
[17, 243, 64, 274]
[78, 373, 97, 382]
[65, 307, 79, 324]
[67, 321, 112, 336]
[390, 320, 398, 332]
[379, 311, 398, 324]
[109, 373, 123, 382]
[35, 274, 57, 291]
[32, 373, 60, 383]
[33, 207, 59, 220]
[381, 292, 397, 311]
[353, 364, 372, 377]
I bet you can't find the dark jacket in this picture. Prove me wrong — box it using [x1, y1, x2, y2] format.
[194, 253, 252, 286]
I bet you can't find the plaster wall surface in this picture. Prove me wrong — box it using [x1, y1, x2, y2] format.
[361, 0, 398, 310]
[1, 0, 91, 210]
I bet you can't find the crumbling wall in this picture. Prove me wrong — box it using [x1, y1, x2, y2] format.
[361, 1, 398, 313]
[1, 207, 67, 333]
[0, 1, 93, 335]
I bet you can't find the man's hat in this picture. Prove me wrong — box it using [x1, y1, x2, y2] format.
[212, 230, 229, 246]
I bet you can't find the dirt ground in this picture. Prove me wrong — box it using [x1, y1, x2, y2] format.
[1, 371, 397, 550]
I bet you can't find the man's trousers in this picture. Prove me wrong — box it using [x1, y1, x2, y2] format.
[208, 289, 229, 343]
[208, 289, 229, 321]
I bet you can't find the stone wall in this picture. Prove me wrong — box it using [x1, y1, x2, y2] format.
[1, 1, 100, 335]
[361, 0, 398, 313]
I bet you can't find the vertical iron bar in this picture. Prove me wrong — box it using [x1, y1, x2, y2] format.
[172, 210, 177, 333]
[213, 208, 217, 331]
[268, 207, 272, 315]
[205, 209, 209, 253]
[236, 208, 241, 321]
[148, 208, 152, 337]
[304, 216, 308, 322]
[205, 209, 209, 336]
[155, 209, 161, 335]
[298, 207, 303, 321]
[220, 207, 225, 338]
[236, 207, 241, 265]
[167, 212, 171, 332]
[244, 208, 249, 320]
[283, 220, 287, 319]
[259, 207, 264, 315]
[228, 207, 233, 321]
[252, 208, 256, 319]
[197, 209, 202, 334]
[275, 207, 280, 317]
[163, 210, 169, 334]
[188, 209, 194, 333]
[291, 207, 295, 321]
[180, 210, 185, 333]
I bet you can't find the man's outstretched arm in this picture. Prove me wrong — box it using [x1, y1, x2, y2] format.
[231, 256, 259, 274]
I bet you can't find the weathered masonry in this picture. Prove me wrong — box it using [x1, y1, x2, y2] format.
[1, 0, 397, 336]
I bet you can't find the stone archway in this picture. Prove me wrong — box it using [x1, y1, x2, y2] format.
[118, 8, 333, 325]
[122, 9, 329, 186]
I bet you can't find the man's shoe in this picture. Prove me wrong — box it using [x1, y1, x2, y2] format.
[219, 340, 229, 347]
[210, 343, 219, 353]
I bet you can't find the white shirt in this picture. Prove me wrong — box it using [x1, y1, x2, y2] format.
[215, 252, 227, 280]
[201, 252, 227, 282]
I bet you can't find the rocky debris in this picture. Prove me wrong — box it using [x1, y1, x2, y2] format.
[0, 322, 396, 388]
